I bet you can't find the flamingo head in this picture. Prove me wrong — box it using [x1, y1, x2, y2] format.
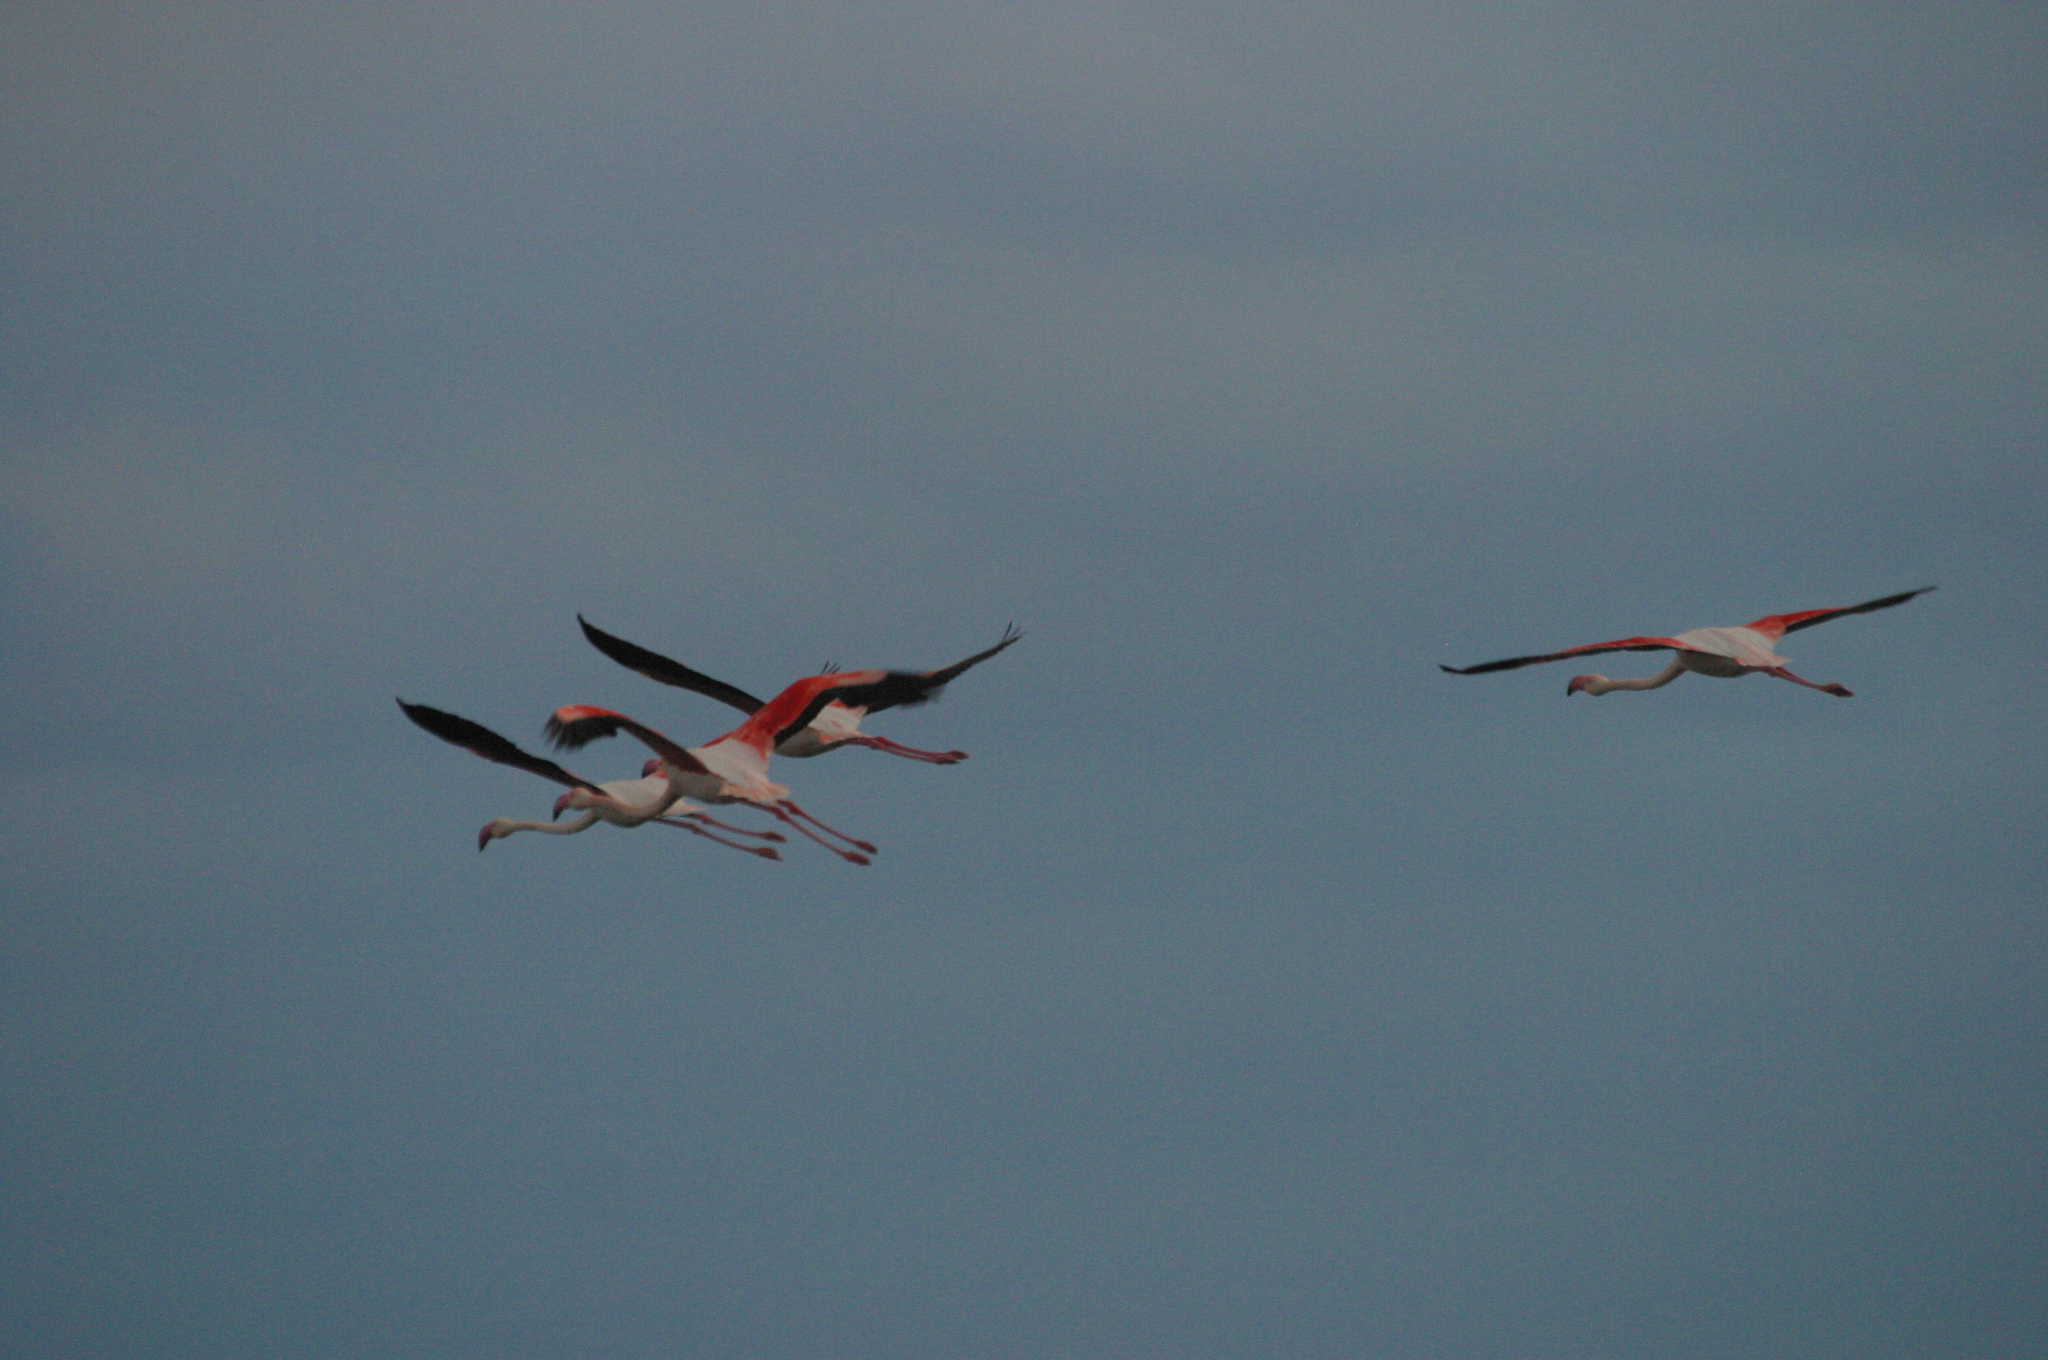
[552, 790, 582, 820]
[642, 757, 662, 777]
[477, 819, 509, 851]
[1566, 674, 1606, 697]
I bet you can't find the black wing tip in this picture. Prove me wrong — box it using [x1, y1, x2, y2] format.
[1439, 658, 1527, 675]
[574, 614, 648, 664]
[1783, 585, 1942, 634]
[915, 623, 1026, 688]
[577, 613, 642, 654]
[957, 621, 1025, 661]
[397, 697, 471, 735]
[397, 698, 445, 733]
[543, 712, 616, 752]
[396, 697, 471, 728]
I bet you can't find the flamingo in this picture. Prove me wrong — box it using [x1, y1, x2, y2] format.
[396, 699, 783, 857]
[574, 617, 1021, 763]
[1439, 586, 1935, 697]
[544, 663, 988, 865]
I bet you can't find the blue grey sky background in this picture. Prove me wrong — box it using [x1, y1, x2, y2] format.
[6, 3, 2045, 1355]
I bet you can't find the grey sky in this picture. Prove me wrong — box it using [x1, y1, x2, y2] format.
[6, 3, 2045, 1356]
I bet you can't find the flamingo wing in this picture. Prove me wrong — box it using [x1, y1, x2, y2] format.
[744, 669, 974, 747]
[576, 615, 768, 715]
[914, 622, 1024, 694]
[543, 705, 711, 773]
[1742, 586, 1936, 641]
[783, 624, 1022, 733]
[1439, 634, 1686, 675]
[398, 699, 609, 794]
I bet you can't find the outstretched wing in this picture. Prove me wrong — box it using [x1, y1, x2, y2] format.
[1439, 634, 1684, 676]
[727, 669, 970, 748]
[398, 698, 608, 794]
[543, 705, 712, 774]
[914, 622, 1023, 695]
[576, 615, 768, 716]
[786, 623, 1023, 733]
[1744, 586, 1936, 641]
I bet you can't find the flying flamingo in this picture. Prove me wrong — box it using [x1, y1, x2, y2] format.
[396, 699, 784, 857]
[1439, 586, 1935, 697]
[544, 663, 989, 865]
[575, 617, 1021, 763]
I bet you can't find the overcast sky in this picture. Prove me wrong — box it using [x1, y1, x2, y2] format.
[6, 3, 2045, 1356]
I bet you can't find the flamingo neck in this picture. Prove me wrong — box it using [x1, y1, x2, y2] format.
[487, 812, 602, 840]
[1581, 657, 1686, 695]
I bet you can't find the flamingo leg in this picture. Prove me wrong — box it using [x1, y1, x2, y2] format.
[651, 816, 782, 859]
[746, 800, 873, 865]
[680, 811, 786, 842]
[778, 798, 878, 855]
[849, 734, 969, 764]
[1766, 666, 1853, 697]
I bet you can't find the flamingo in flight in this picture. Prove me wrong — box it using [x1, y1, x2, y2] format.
[396, 699, 783, 857]
[545, 660, 996, 866]
[575, 617, 1021, 763]
[1439, 586, 1935, 697]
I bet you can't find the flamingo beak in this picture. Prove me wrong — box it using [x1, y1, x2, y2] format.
[1565, 676, 1589, 697]
[552, 791, 576, 820]
[642, 757, 661, 777]
[476, 824, 494, 852]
